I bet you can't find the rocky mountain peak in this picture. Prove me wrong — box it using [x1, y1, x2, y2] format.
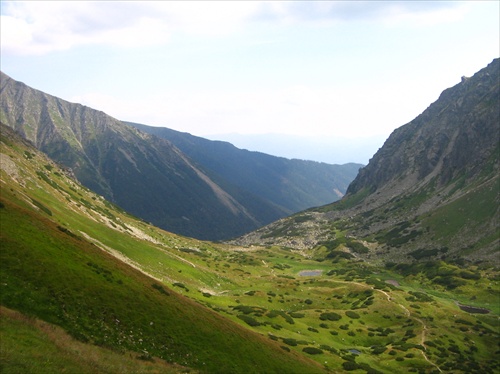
[347, 58, 499, 201]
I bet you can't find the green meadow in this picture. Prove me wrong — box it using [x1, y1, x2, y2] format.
[1, 126, 499, 373]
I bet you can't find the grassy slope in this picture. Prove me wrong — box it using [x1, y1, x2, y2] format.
[1, 125, 499, 373]
[0, 196, 323, 374]
[0, 128, 323, 374]
[0, 306, 188, 374]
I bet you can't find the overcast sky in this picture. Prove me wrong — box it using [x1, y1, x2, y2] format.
[1, 1, 499, 162]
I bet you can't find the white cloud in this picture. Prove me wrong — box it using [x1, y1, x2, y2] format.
[252, 1, 465, 26]
[0, 1, 262, 55]
[1, 1, 469, 56]
[1, 2, 172, 55]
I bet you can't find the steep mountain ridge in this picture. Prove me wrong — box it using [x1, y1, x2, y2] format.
[0, 71, 358, 240]
[126, 122, 361, 214]
[348, 58, 499, 198]
[232, 58, 499, 265]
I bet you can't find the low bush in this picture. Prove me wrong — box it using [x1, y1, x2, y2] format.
[320, 312, 342, 321]
[151, 283, 170, 296]
[282, 338, 298, 346]
[345, 311, 360, 319]
[302, 347, 323, 355]
[237, 314, 260, 327]
[371, 346, 386, 355]
[342, 361, 359, 371]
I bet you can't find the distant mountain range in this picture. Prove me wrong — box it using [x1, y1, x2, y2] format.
[233, 58, 499, 266]
[0, 71, 361, 240]
[203, 132, 387, 165]
[126, 122, 361, 215]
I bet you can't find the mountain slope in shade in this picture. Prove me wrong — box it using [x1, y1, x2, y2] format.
[126, 122, 362, 214]
[1, 71, 313, 240]
[232, 58, 499, 265]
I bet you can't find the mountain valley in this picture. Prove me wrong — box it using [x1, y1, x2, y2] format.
[0, 59, 499, 374]
[0, 72, 360, 241]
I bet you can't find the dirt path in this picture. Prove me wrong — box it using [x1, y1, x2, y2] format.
[375, 290, 441, 372]
[334, 280, 442, 372]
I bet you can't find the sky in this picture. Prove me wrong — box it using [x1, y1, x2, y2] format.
[1, 1, 499, 164]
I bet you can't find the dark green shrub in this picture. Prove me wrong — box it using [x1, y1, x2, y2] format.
[172, 282, 188, 291]
[342, 361, 359, 371]
[458, 270, 480, 280]
[326, 251, 354, 260]
[302, 347, 323, 355]
[232, 305, 259, 315]
[347, 240, 369, 254]
[407, 291, 433, 302]
[320, 345, 337, 353]
[371, 346, 386, 355]
[31, 198, 52, 216]
[282, 338, 298, 346]
[346, 311, 361, 319]
[151, 283, 170, 296]
[320, 312, 342, 321]
[237, 314, 260, 327]
[57, 226, 80, 240]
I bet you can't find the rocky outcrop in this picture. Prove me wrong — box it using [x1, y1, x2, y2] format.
[347, 58, 499, 199]
[233, 59, 499, 264]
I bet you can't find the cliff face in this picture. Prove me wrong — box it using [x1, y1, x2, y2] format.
[347, 58, 499, 198]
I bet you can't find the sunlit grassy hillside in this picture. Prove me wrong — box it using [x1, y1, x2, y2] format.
[1, 123, 499, 373]
[0, 124, 323, 374]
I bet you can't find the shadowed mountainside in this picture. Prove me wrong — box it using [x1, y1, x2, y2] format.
[126, 122, 362, 214]
[0, 71, 360, 240]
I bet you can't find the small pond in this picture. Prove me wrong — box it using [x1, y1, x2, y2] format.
[298, 270, 322, 277]
[349, 349, 361, 355]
